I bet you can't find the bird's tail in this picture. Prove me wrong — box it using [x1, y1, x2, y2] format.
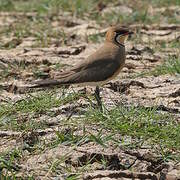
[29, 79, 66, 88]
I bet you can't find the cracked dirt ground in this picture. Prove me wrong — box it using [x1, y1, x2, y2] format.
[0, 1, 180, 179]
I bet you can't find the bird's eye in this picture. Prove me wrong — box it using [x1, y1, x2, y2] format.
[116, 30, 128, 35]
[115, 31, 122, 34]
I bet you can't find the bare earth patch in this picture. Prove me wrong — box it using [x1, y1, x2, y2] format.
[0, 0, 180, 179]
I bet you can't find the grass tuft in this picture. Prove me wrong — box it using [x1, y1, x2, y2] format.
[0, 90, 80, 117]
[150, 57, 180, 76]
[133, 56, 180, 78]
[83, 105, 180, 152]
[0, 90, 81, 131]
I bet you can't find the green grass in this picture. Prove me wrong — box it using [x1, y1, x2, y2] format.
[0, 0, 114, 15]
[83, 105, 180, 157]
[0, 90, 82, 131]
[0, 61, 68, 81]
[0, 148, 35, 179]
[1, 92, 76, 112]
[0, 90, 80, 116]
[0, 0, 179, 14]
[88, 33, 105, 43]
[46, 127, 115, 175]
[50, 127, 108, 148]
[99, 10, 162, 26]
[0, 0, 180, 177]
[0, 0, 104, 48]
[150, 57, 180, 76]
[1, 115, 37, 131]
[0, 15, 67, 48]
[133, 56, 180, 78]
[38, 102, 180, 162]
[0, 60, 27, 80]
[0, 94, 179, 176]
[0, 149, 22, 178]
[151, 0, 180, 6]
[170, 40, 180, 48]
[160, 39, 180, 49]
[0, 0, 179, 49]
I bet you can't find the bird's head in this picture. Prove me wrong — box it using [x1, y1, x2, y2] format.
[105, 26, 133, 46]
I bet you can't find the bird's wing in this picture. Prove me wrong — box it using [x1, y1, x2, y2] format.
[61, 59, 119, 84]
[31, 58, 118, 88]
[31, 43, 122, 87]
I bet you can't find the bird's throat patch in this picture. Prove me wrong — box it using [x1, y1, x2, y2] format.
[115, 34, 128, 46]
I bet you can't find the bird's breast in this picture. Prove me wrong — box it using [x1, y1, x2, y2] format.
[108, 62, 125, 81]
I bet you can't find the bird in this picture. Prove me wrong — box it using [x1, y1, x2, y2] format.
[30, 26, 133, 107]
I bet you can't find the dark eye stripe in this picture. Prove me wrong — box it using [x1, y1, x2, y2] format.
[116, 30, 128, 35]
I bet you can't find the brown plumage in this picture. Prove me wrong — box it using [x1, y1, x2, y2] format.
[31, 26, 132, 88]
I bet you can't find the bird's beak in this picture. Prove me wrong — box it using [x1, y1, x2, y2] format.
[128, 31, 134, 35]
[125, 31, 133, 35]
[121, 31, 133, 36]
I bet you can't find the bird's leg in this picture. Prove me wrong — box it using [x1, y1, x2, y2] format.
[94, 86, 102, 108]
[77, 87, 87, 95]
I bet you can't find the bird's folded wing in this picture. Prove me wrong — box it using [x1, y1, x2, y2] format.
[30, 43, 122, 88]
[30, 59, 119, 88]
[63, 60, 119, 84]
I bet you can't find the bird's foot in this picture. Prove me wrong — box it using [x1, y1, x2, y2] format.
[94, 86, 103, 110]
[78, 87, 87, 95]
